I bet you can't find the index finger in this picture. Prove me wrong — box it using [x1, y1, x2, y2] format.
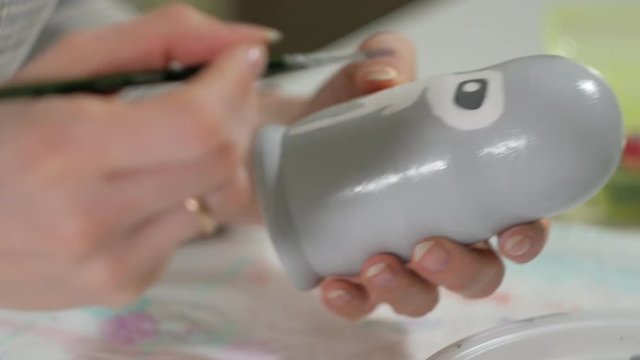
[14, 3, 279, 83]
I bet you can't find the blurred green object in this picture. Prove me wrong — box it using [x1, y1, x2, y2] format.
[546, 3, 640, 134]
[545, 2, 640, 226]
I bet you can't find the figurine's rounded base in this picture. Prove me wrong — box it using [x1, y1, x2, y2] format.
[253, 125, 321, 291]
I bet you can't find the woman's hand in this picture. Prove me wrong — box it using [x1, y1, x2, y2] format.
[258, 32, 550, 320]
[0, 4, 272, 309]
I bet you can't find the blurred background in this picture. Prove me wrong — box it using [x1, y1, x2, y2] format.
[126, 0, 418, 55]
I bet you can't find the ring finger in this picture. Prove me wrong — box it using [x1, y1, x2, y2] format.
[82, 180, 243, 305]
[99, 148, 246, 233]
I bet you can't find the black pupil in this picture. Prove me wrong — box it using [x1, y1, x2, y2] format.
[454, 79, 487, 110]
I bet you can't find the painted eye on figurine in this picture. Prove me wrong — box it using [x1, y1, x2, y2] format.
[427, 70, 505, 130]
[455, 79, 488, 110]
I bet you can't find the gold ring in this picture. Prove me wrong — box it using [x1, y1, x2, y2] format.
[184, 197, 218, 238]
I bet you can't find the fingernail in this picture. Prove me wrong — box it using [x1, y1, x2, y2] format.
[327, 290, 351, 307]
[414, 241, 449, 272]
[504, 235, 531, 257]
[246, 46, 267, 76]
[225, 45, 266, 77]
[264, 28, 284, 43]
[364, 263, 396, 288]
[364, 66, 398, 82]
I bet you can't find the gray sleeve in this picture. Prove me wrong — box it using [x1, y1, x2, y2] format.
[29, 0, 139, 58]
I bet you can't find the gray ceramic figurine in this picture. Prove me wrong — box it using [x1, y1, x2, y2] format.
[253, 55, 624, 290]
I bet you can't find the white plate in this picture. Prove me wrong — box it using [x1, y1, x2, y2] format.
[427, 309, 640, 360]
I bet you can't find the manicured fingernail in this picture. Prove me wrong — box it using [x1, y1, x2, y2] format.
[414, 241, 449, 272]
[504, 235, 531, 257]
[225, 45, 266, 77]
[327, 290, 351, 306]
[247, 46, 267, 76]
[364, 263, 396, 288]
[364, 66, 398, 82]
[264, 28, 284, 43]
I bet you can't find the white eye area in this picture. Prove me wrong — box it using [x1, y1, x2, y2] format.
[425, 70, 505, 131]
[462, 81, 482, 92]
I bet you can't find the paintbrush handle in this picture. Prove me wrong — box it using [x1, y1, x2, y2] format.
[0, 58, 294, 99]
[0, 49, 390, 100]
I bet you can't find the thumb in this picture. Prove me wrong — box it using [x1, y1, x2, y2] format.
[109, 44, 267, 168]
[182, 44, 267, 154]
[186, 45, 266, 105]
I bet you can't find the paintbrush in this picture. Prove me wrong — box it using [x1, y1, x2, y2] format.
[0, 49, 392, 99]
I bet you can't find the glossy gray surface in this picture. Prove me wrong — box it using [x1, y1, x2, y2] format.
[254, 55, 624, 290]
